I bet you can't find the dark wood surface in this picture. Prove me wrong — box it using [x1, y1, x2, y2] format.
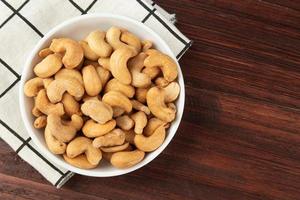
[1, 0, 300, 199]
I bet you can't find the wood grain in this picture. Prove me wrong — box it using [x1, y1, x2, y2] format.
[1, 0, 300, 199]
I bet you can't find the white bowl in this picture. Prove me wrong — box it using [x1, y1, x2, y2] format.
[19, 14, 185, 177]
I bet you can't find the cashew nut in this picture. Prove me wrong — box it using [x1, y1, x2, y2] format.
[141, 40, 152, 52]
[131, 100, 150, 115]
[144, 118, 167, 136]
[101, 142, 129, 153]
[106, 27, 141, 52]
[134, 125, 166, 152]
[82, 65, 102, 96]
[102, 91, 132, 113]
[63, 154, 97, 169]
[79, 40, 99, 61]
[98, 58, 110, 70]
[110, 150, 145, 168]
[135, 87, 149, 104]
[85, 30, 112, 57]
[50, 38, 84, 69]
[61, 93, 80, 116]
[54, 68, 83, 84]
[116, 115, 134, 131]
[106, 27, 131, 50]
[144, 49, 178, 82]
[162, 82, 180, 103]
[47, 78, 84, 103]
[112, 107, 125, 117]
[146, 86, 176, 122]
[82, 119, 116, 138]
[128, 52, 151, 88]
[33, 54, 63, 78]
[96, 66, 110, 86]
[24, 77, 44, 97]
[93, 129, 125, 148]
[81, 99, 113, 124]
[104, 78, 135, 98]
[46, 114, 83, 142]
[131, 111, 147, 134]
[110, 47, 137, 84]
[38, 48, 53, 58]
[33, 115, 47, 129]
[120, 31, 141, 52]
[45, 127, 66, 154]
[36, 89, 64, 116]
[66, 137, 102, 166]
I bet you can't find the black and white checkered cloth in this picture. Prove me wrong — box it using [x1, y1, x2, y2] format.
[0, 0, 191, 187]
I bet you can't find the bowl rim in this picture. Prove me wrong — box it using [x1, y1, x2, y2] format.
[19, 13, 185, 177]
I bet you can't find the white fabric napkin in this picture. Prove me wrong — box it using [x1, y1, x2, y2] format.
[0, 0, 191, 188]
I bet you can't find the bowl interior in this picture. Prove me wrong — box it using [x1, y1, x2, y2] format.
[20, 14, 185, 177]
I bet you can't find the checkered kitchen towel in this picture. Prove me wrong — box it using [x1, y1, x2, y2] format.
[0, 0, 191, 187]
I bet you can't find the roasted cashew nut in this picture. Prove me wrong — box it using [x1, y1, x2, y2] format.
[24, 77, 44, 97]
[85, 30, 112, 57]
[163, 82, 180, 103]
[110, 47, 137, 84]
[82, 65, 102, 96]
[104, 78, 135, 98]
[47, 78, 84, 103]
[102, 91, 132, 113]
[144, 49, 178, 82]
[130, 111, 147, 134]
[45, 126, 66, 154]
[116, 115, 134, 131]
[93, 129, 125, 148]
[66, 137, 102, 166]
[110, 150, 145, 169]
[46, 114, 83, 143]
[63, 154, 97, 169]
[50, 38, 84, 69]
[128, 52, 151, 88]
[33, 54, 63, 78]
[144, 118, 167, 136]
[146, 86, 176, 122]
[79, 40, 99, 61]
[106, 27, 141, 52]
[35, 89, 64, 116]
[81, 99, 113, 124]
[54, 68, 83, 84]
[82, 119, 116, 138]
[134, 125, 166, 152]
[61, 93, 80, 117]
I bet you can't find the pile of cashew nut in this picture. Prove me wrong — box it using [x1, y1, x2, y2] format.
[24, 27, 180, 169]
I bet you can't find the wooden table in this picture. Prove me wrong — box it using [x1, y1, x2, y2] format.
[1, 1, 300, 199]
